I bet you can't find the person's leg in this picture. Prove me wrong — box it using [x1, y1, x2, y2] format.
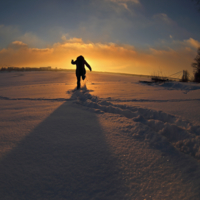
[82, 71, 86, 80]
[76, 75, 81, 89]
[82, 75, 86, 80]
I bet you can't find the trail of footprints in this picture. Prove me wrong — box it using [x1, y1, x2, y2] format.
[73, 89, 200, 160]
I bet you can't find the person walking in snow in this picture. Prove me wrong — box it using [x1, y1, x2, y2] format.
[71, 55, 92, 89]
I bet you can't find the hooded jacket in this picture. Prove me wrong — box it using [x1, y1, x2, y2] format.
[71, 56, 91, 76]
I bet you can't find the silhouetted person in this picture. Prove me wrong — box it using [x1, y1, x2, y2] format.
[71, 55, 92, 89]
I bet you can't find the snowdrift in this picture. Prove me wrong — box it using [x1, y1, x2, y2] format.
[69, 86, 200, 160]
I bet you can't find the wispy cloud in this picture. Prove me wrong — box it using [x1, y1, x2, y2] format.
[18, 32, 46, 47]
[0, 24, 19, 36]
[108, 0, 141, 11]
[183, 38, 200, 49]
[109, 0, 140, 4]
[0, 24, 47, 49]
[0, 24, 21, 47]
[9, 41, 28, 48]
[153, 13, 175, 25]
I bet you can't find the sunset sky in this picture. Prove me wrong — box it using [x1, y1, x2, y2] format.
[0, 0, 200, 77]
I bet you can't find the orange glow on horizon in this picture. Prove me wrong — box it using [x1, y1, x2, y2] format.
[0, 37, 199, 77]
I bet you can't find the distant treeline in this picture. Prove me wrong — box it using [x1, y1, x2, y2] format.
[0, 66, 71, 72]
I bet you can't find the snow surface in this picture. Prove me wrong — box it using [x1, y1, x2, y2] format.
[0, 71, 200, 199]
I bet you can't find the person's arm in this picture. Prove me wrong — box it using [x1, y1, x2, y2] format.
[84, 60, 92, 71]
[71, 59, 77, 65]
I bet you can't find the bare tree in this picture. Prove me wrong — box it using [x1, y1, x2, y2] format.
[181, 70, 190, 82]
[192, 47, 200, 82]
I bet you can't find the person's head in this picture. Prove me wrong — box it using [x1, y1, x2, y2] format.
[77, 55, 84, 61]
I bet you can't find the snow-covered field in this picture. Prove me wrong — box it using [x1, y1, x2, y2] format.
[0, 71, 200, 199]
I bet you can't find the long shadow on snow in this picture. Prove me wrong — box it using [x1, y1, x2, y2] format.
[0, 93, 128, 199]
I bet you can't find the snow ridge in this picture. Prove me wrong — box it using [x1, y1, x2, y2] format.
[106, 98, 200, 103]
[139, 81, 200, 92]
[0, 95, 71, 102]
[69, 86, 200, 160]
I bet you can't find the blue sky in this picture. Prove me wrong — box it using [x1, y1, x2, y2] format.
[0, 0, 200, 76]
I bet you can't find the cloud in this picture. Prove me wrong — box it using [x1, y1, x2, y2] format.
[172, 38, 200, 52]
[110, 0, 140, 4]
[0, 24, 21, 48]
[0, 40, 53, 67]
[18, 32, 45, 47]
[0, 24, 20, 37]
[108, 0, 141, 12]
[119, 3, 129, 10]
[0, 25, 47, 49]
[151, 13, 190, 41]
[8, 41, 28, 49]
[153, 13, 175, 25]
[0, 38, 198, 76]
[183, 38, 200, 49]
